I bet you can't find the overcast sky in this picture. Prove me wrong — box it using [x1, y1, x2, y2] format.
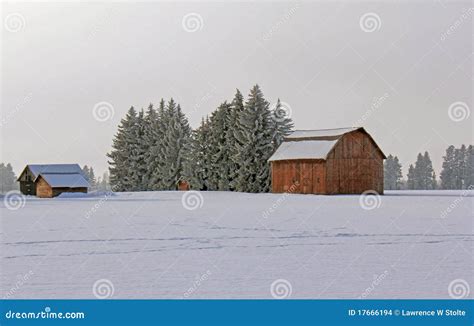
[1, 1, 472, 178]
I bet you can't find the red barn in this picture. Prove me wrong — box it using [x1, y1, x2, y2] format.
[268, 127, 386, 195]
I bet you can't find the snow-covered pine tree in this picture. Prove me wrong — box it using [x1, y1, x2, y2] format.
[454, 145, 467, 189]
[0, 163, 17, 193]
[269, 98, 294, 149]
[207, 102, 233, 191]
[142, 103, 160, 190]
[407, 164, 415, 190]
[413, 152, 436, 190]
[108, 106, 138, 191]
[159, 99, 192, 190]
[88, 167, 97, 190]
[383, 154, 402, 190]
[183, 117, 211, 190]
[227, 89, 245, 191]
[233, 85, 274, 193]
[467, 145, 474, 188]
[148, 99, 167, 190]
[127, 109, 149, 191]
[440, 145, 456, 189]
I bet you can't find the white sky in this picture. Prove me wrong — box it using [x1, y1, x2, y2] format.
[1, 1, 472, 177]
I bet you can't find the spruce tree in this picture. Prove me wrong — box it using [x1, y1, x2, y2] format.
[233, 85, 274, 193]
[454, 145, 467, 189]
[227, 89, 245, 191]
[407, 164, 415, 190]
[270, 98, 294, 149]
[0, 163, 17, 193]
[183, 117, 211, 190]
[466, 145, 474, 188]
[108, 106, 138, 191]
[440, 145, 456, 189]
[148, 100, 167, 190]
[207, 102, 233, 190]
[384, 154, 402, 190]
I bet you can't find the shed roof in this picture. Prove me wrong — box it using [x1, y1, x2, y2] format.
[39, 173, 90, 188]
[25, 164, 84, 179]
[268, 127, 385, 162]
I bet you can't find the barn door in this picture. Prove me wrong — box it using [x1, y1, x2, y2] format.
[312, 163, 326, 194]
[300, 162, 313, 194]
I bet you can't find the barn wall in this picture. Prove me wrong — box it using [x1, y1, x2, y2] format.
[271, 160, 326, 194]
[325, 130, 384, 194]
[36, 177, 53, 198]
[51, 187, 88, 197]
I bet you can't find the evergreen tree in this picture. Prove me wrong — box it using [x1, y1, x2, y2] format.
[412, 152, 436, 190]
[270, 98, 294, 149]
[407, 164, 415, 190]
[466, 145, 474, 188]
[227, 89, 245, 191]
[183, 117, 211, 190]
[454, 145, 467, 189]
[233, 85, 274, 193]
[159, 99, 192, 190]
[0, 163, 17, 193]
[207, 102, 233, 190]
[440, 145, 456, 189]
[383, 154, 402, 190]
[148, 99, 167, 190]
[107, 106, 138, 191]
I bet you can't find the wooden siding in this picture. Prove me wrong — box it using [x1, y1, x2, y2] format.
[325, 130, 384, 194]
[36, 177, 53, 198]
[270, 129, 384, 195]
[271, 160, 326, 194]
[18, 167, 36, 195]
[35, 176, 87, 198]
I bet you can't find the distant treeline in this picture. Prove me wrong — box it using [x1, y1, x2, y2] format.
[107, 85, 294, 192]
[384, 145, 473, 190]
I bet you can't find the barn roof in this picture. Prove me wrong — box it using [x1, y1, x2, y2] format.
[268, 127, 385, 161]
[24, 164, 84, 179]
[18, 164, 90, 188]
[39, 173, 90, 188]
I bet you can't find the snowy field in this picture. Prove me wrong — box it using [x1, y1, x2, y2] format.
[1, 190, 472, 299]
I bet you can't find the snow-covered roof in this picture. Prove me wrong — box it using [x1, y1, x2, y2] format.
[39, 173, 90, 188]
[269, 140, 339, 161]
[285, 127, 359, 140]
[269, 127, 363, 162]
[26, 164, 84, 179]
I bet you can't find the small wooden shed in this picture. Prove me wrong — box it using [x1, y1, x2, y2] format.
[17, 164, 90, 198]
[268, 127, 386, 195]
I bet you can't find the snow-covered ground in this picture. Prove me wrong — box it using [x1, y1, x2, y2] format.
[1, 190, 472, 299]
